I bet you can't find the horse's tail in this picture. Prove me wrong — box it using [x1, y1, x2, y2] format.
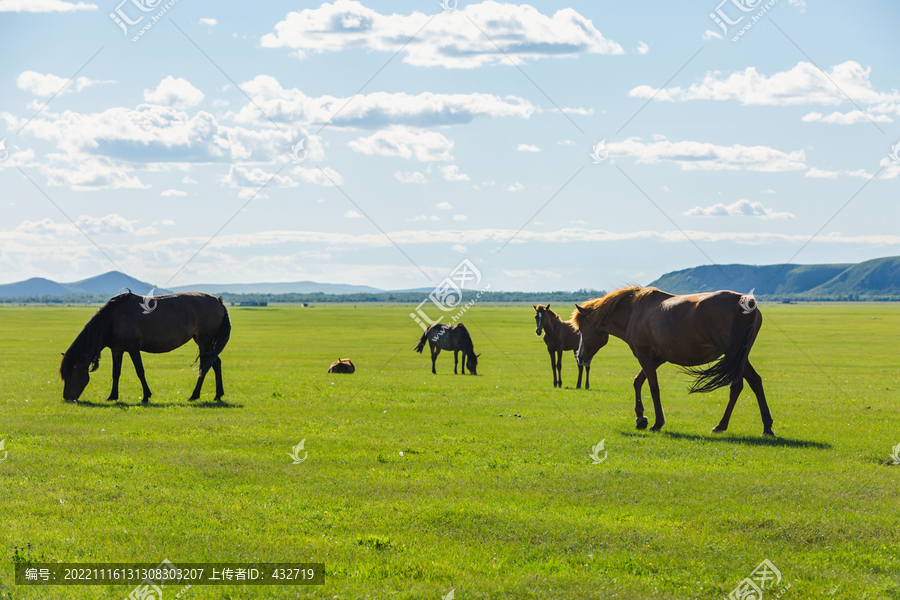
[199, 299, 232, 373]
[414, 328, 429, 353]
[688, 304, 760, 394]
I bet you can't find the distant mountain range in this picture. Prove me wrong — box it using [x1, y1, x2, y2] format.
[0, 271, 383, 298]
[647, 256, 900, 299]
[2, 256, 898, 300]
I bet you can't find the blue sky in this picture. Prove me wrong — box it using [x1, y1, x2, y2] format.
[1, 0, 898, 292]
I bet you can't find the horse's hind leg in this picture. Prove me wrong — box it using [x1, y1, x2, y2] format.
[212, 357, 224, 402]
[454, 350, 459, 375]
[128, 350, 152, 404]
[189, 366, 208, 401]
[430, 344, 440, 374]
[638, 358, 665, 431]
[108, 350, 123, 401]
[744, 362, 774, 436]
[633, 369, 648, 429]
[713, 376, 743, 434]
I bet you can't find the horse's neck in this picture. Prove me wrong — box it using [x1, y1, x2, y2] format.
[543, 313, 562, 337]
[597, 305, 631, 340]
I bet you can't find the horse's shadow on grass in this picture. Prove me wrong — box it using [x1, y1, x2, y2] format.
[69, 399, 243, 409]
[620, 429, 831, 450]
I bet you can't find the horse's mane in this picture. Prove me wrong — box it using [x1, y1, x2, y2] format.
[572, 286, 659, 329]
[60, 291, 132, 379]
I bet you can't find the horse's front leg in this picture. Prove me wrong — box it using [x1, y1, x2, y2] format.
[633, 369, 647, 429]
[548, 349, 557, 387]
[128, 350, 152, 404]
[454, 350, 459, 375]
[108, 349, 123, 401]
[556, 350, 563, 387]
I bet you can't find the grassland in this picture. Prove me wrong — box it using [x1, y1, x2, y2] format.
[0, 303, 898, 599]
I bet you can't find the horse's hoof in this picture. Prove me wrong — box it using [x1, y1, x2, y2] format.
[636, 417, 648, 430]
[763, 430, 775, 437]
[106, 397, 117, 402]
[214, 396, 223, 402]
[650, 423, 663, 432]
[188, 396, 199, 402]
[141, 399, 149, 405]
[711, 425, 727, 433]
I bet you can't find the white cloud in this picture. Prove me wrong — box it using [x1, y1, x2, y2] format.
[221, 166, 297, 191]
[291, 166, 344, 186]
[453, 215, 468, 221]
[348, 127, 453, 162]
[17, 71, 110, 96]
[408, 215, 440, 222]
[609, 138, 806, 172]
[629, 61, 900, 107]
[762, 189, 776, 193]
[183, 176, 198, 184]
[344, 210, 362, 218]
[635, 41, 649, 54]
[144, 76, 204, 109]
[435, 202, 453, 210]
[261, 0, 624, 68]
[17, 214, 152, 235]
[41, 156, 150, 191]
[3, 103, 309, 166]
[440, 165, 469, 181]
[394, 171, 427, 184]
[233, 75, 536, 127]
[557, 140, 577, 146]
[801, 110, 892, 124]
[804, 168, 840, 179]
[0, 0, 95, 11]
[198, 17, 217, 25]
[805, 167, 874, 179]
[517, 143, 540, 152]
[683, 199, 794, 219]
[551, 107, 593, 115]
[879, 157, 900, 179]
[506, 182, 524, 191]
[160, 189, 187, 197]
[451, 244, 467, 253]
[702, 30, 722, 40]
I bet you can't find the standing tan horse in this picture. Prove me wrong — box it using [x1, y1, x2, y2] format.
[573, 286, 773, 436]
[533, 304, 585, 388]
[60, 291, 231, 403]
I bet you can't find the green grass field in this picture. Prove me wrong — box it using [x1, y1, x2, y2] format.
[1, 303, 898, 599]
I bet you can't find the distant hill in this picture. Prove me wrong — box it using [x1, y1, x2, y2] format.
[64, 271, 164, 296]
[169, 281, 383, 295]
[0, 277, 73, 298]
[648, 256, 900, 299]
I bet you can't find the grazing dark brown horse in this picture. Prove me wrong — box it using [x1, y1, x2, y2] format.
[60, 291, 231, 403]
[573, 286, 774, 436]
[533, 304, 585, 388]
[328, 358, 355, 373]
[414, 323, 480, 375]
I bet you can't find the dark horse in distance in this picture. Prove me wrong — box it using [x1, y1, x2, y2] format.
[60, 291, 231, 403]
[414, 323, 480, 375]
[533, 304, 585, 388]
[573, 286, 774, 436]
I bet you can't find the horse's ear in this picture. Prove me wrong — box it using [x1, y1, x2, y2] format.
[546, 304, 551, 310]
[476, 353, 481, 358]
[61, 352, 65, 356]
[532, 304, 537, 310]
[575, 304, 586, 315]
